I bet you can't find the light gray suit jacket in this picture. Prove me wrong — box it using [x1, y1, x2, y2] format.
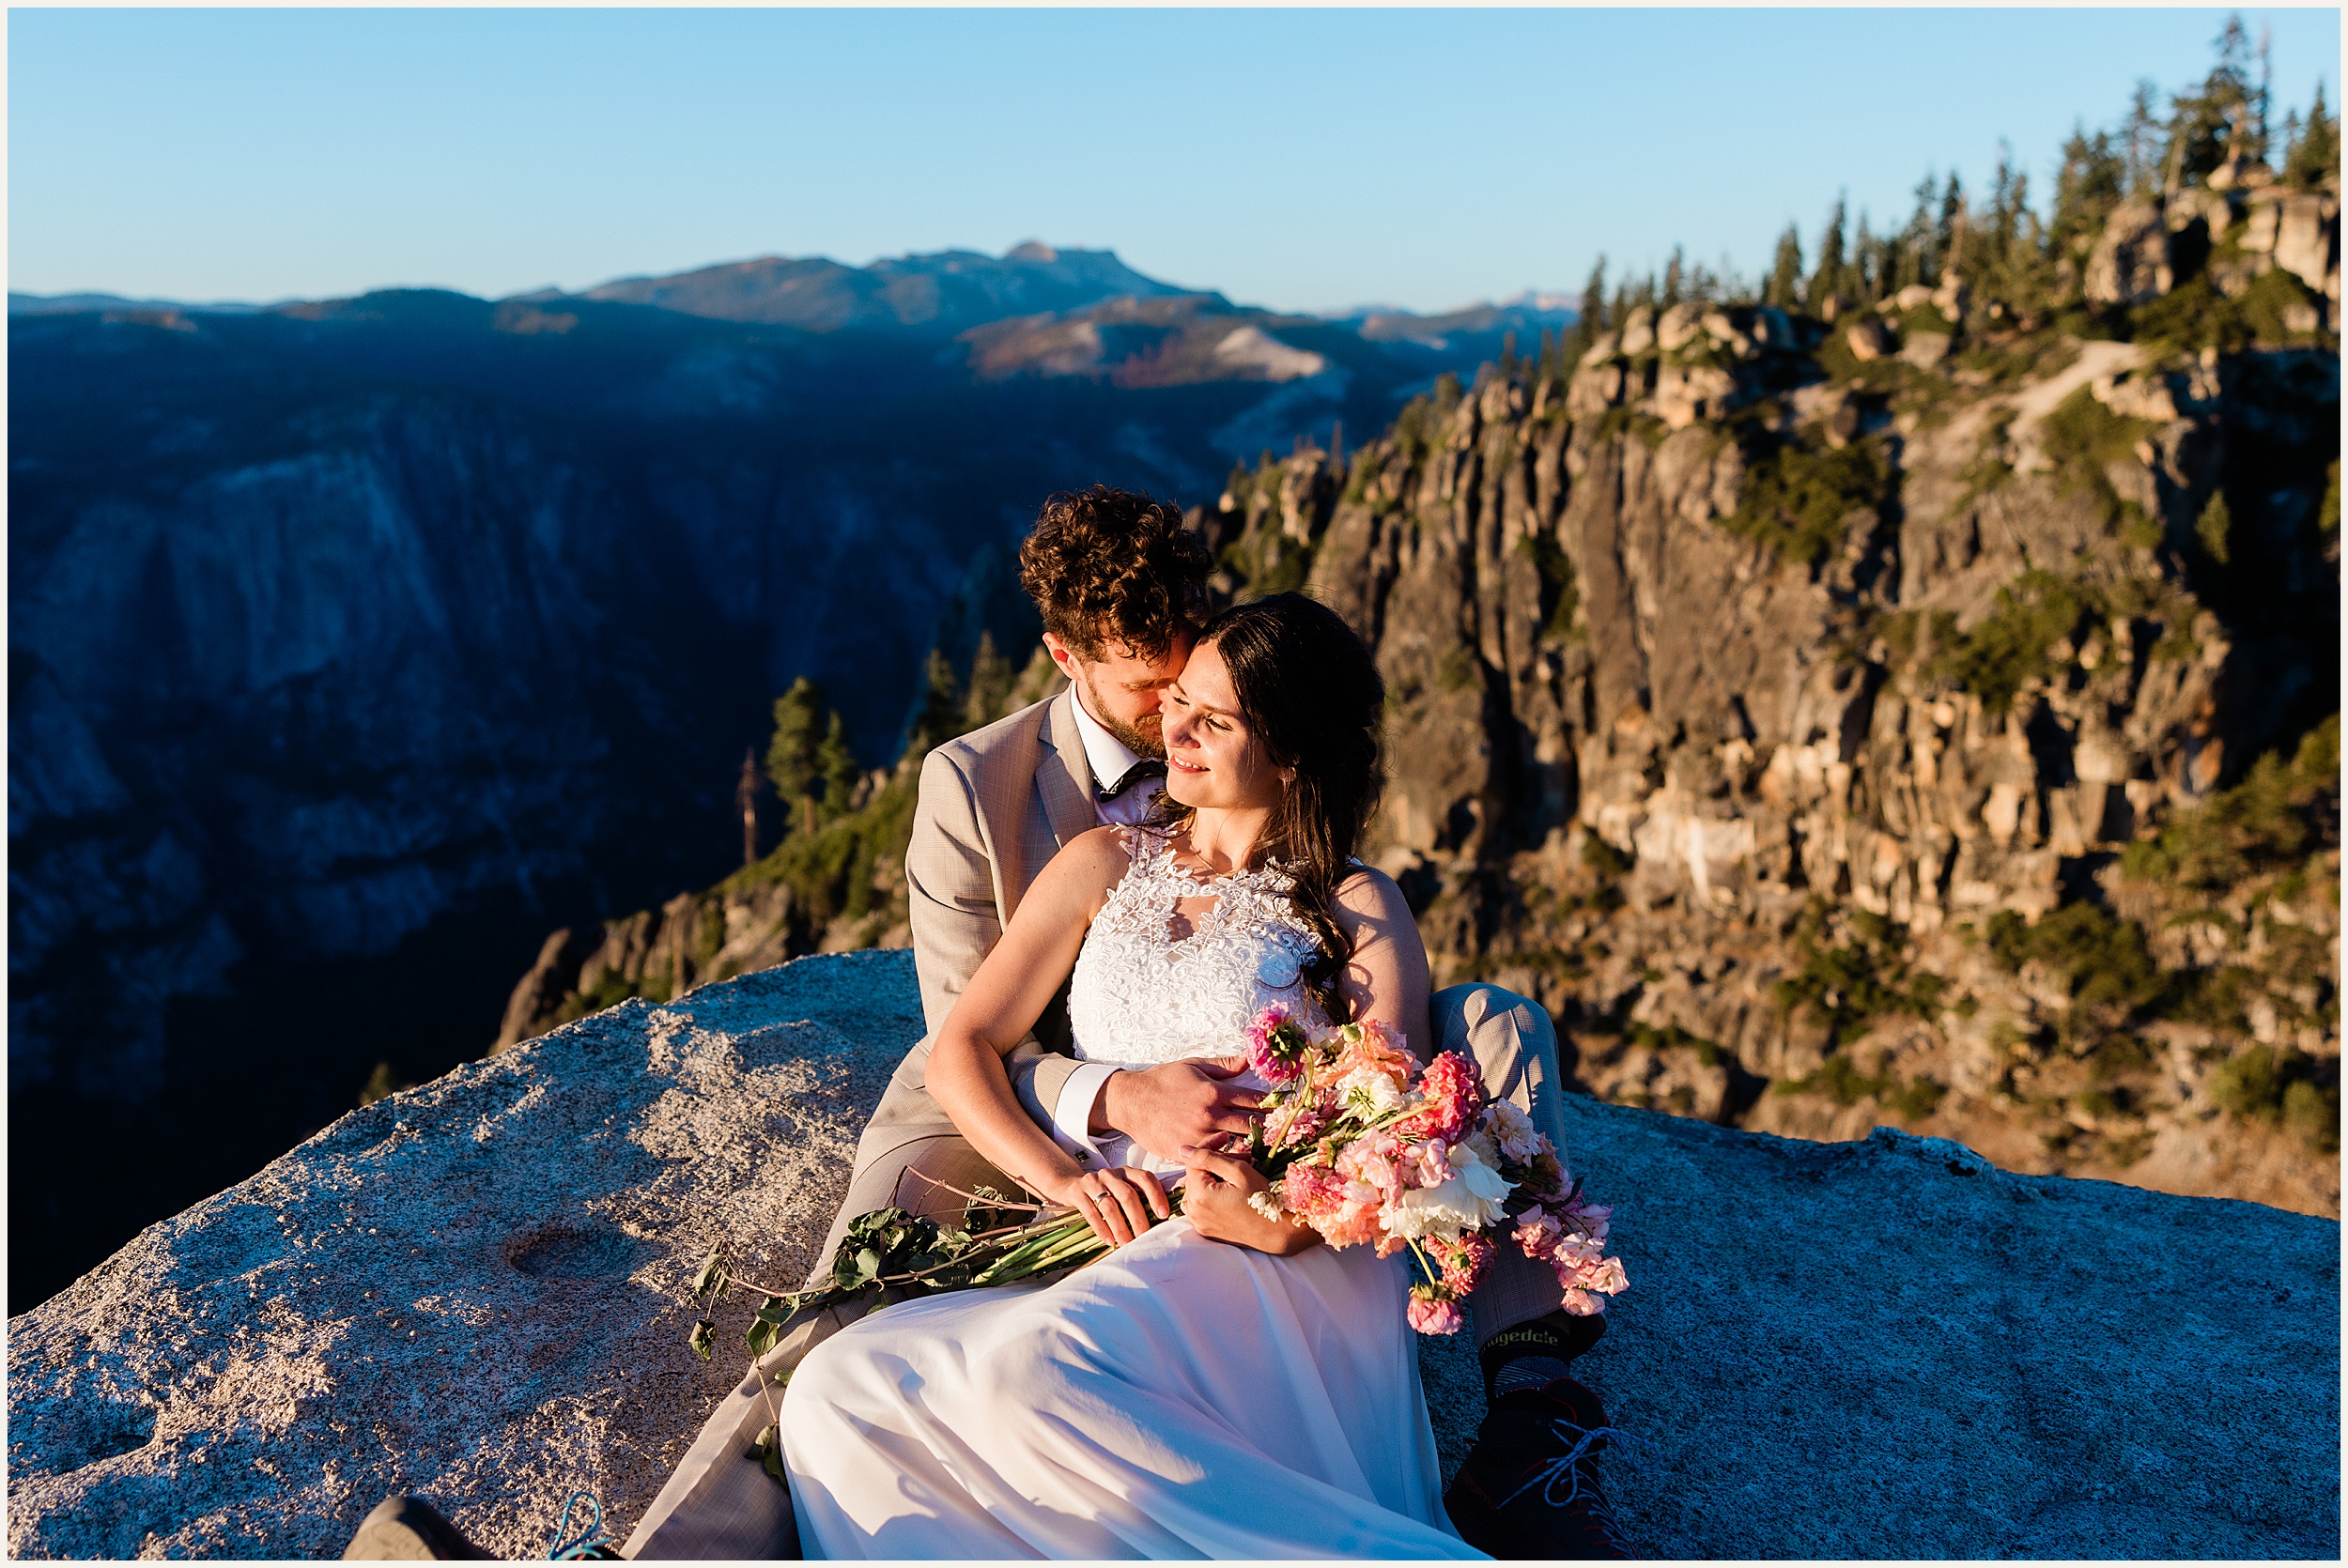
[858, 684, 1099, 1166]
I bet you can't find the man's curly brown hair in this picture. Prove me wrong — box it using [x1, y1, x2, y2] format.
[1017, 485, 1212, 663]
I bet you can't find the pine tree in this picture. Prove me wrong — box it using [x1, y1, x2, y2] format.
[1662, 246, 1685, 309]
[1809, 197, 1848, 313]
[2286, 80, 2339, 187]
[817, 713, 858, 822]
[1766, 225, 1804, 310]
[2053, 123, 2126, 260]
[1896, 172, 1941, 288]
[962, 631, 1014, 731]
[2167, 15, 2258, 185]
[2196, 491, 2233, 565]
[1564, 255, 1606, 364]
[1937, 175, 1967, 279]
[766, 677, 826, 837]
[2124, 79, 2165, 193]
[905, 647, 964, 760]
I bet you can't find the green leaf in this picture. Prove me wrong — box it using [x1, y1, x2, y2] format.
[751, 1423, 788, 1484]
[690, 1250, 730, 1302]
[855, 1248, 883, 1284]
[687, 1318, 715, 1362]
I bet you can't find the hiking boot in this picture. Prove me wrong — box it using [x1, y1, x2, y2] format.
[343, 1496, 491, 1560]
[1444, 1375, 1638, 1560]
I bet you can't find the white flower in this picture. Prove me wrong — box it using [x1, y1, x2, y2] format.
[1448, 1138, 1513, 1213]
[1337, 1068, 1407, 1118]
[1247, 1190, 1284, 1222]
[1384, 1139, 1511, 1239]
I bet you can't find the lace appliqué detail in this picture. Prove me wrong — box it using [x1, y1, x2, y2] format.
[1066, 824, 1330, 1070]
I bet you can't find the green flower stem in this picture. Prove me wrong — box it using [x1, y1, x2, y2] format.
[1405, 1237, 1444, 1292]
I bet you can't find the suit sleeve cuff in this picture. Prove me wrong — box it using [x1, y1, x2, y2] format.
[1049, 1062, 1120, 1165]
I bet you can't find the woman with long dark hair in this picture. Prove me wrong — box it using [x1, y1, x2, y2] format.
[778, 592, 1481, 1556]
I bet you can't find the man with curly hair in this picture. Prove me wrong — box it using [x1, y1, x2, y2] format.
[607, 484, 1628, 1560]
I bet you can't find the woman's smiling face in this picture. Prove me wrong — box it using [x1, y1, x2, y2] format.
[1162, 637, 1287, 811]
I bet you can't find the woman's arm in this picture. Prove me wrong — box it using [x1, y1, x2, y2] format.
[1330, 867, 1435, 1064]
[924, 825, 1168, 1244]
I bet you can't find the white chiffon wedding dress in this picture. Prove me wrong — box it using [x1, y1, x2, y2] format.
[780, 826, 1481, 1559]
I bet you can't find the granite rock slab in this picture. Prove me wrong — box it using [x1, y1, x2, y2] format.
[8, 950, 2337, 1558]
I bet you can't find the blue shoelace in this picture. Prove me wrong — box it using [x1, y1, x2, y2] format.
[548, 1491, 616, 1560]
[1497, 1416, 1639, 1511]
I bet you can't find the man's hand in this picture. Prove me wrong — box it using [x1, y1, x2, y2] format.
[1094, 1055, 1261, 1165]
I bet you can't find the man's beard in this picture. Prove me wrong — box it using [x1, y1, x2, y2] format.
[1083, 670, 1166, 760]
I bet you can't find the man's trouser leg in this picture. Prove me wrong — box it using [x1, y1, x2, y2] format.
[620, 1137, 1010, 1559]
[1431, 982, 1573, 1345]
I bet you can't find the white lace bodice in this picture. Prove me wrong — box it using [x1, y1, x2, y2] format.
[1066, 824, 1331, 1073]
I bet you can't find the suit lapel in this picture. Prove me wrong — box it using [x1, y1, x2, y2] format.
[1036, 686, 1098, 853]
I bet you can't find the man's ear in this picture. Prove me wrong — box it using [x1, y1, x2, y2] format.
[1041, 631, 1085, 682]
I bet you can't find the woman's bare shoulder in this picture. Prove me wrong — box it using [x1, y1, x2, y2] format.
[1030, 823, 1140, 901]
[1332, 864, 1413, 921]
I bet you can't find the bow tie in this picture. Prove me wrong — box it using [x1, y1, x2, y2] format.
[1096, 759, 1167, 803]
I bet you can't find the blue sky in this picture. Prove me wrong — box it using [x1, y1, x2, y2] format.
[8, 7, 2340, 315]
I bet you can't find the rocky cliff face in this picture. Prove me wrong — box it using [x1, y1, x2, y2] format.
[1194, 178, 2340, 1215]
[8, 952, 2337, 1559]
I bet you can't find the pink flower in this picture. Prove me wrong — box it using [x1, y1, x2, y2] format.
[1278, 1162, 1383, 1247]
[1481, 1100, 1547, 1164]
[1398, 1051, 1484, 1145]
[1335, 1129, 1404, 1203]
[1518, 1207, 1629, 1304]
[1280, 1161, 1345, 1217]
[1552, 1193, 1612, 1247]
[1405, 1140, 1454, 1189]
[1266, 1094, 1331, 1152]
[1406, 1285, 1466, 1336]
[1514, 1207, 1565, 1259]
[1432, 1232, 1494, 1296]
[1334, 1020, 1415, 1092]
[1320, 1197, 1383, 1249]
[1246, 1006, 1310, 1087]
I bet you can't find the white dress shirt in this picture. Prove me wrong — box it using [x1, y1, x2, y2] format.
[1049, 685, 1166, 1162]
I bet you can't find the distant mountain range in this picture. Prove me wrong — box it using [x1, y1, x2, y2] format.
[10, 242, 1573, 392]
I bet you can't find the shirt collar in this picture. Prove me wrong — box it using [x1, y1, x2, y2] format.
[1067, 681, 1147, 792]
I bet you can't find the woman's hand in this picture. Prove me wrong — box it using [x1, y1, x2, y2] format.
[1045, 1165, 1168, 1247]
[1181, 1146, 1321, 1255]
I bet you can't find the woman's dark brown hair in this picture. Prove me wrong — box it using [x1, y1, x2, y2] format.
[1158, 592, 1386, 1020]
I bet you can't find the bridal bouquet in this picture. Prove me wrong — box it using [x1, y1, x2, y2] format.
[1240, 1006, 1627, 1335]
[689, 1006, 1626, 1367]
